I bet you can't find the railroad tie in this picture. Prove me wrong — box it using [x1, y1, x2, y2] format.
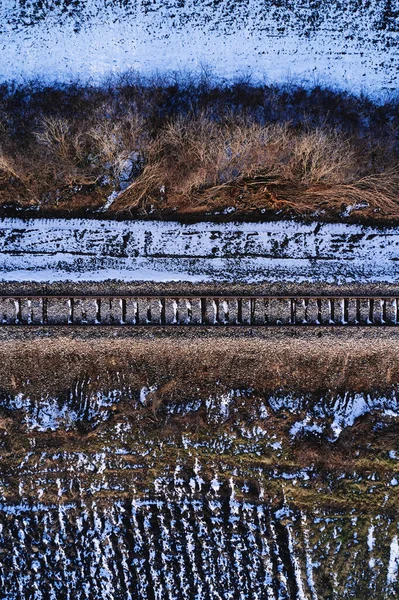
[1, 295, 399, 326]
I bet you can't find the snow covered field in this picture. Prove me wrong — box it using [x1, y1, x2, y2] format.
[1, 0, 398, 92]
[2, 384, 399, 598]
[2, 218, 399, 284]
[1, 492, 398, 599]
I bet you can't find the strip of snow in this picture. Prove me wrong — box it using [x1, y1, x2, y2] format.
[387, 535, 399, 585]
[2, 218, 399, 283]
[286, 523, 307, 600]
[368, 525, 375, 553]
[282, 392, 399, 441]
[0, 1, 398, 93]
[301, 513, 319, 600]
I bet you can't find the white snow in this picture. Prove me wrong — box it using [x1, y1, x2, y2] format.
[290, 417, 323, 438]
[274, 505, 292, 520]
[0, 390, 121, 431]
[284, 392, 399, 441]
[329, 395, 399, 440]
[2, 218, 399, 283]
[301, 513, 318, 600]
[210, 477, 221, 493]
[139, 386, 158, 406]
[330, 396, 370, 439]
[387, 535, 399, 586]
[286, 522, 307, 600]
[368, 525, 375, 553]
[0, 1, 398, 93]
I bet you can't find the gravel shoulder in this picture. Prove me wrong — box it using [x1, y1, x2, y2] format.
[1, 326, 399, 397]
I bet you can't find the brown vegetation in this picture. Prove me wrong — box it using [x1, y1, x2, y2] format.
[1, 75, 399, 221]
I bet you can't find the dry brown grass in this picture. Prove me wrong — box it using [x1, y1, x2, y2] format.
[1, 79, 399, 220]
[115, 115, 399, 219]
[113, 115, 399, 215]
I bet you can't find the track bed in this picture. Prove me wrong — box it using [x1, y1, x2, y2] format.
[2, 295, 399, 326]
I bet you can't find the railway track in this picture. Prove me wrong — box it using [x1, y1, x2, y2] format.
[1, 295, 399, 326]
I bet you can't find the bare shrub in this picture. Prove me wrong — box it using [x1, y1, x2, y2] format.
[87, 106, 147, 185]
[289, 129, 357, 185]
[32, 116, 96, 190]
[0, 151, 24, 185]
[35, 117, 73, 162]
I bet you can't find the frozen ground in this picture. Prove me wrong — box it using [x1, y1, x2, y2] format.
[1, 383, 399, 598]
[1, 0, 398, 93]
[1, 384, 399, 598]
[1, 492, 398, 599]
[2, 218, 399, 284]
[4, 386, 399, 440]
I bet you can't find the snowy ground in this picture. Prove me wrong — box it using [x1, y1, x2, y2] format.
[1, 492, 398, 599]
[2, 218, 399, 284]
[2, 385, 399, 597]
[4, 385, 399, 441]
[1, 0, 398, 93]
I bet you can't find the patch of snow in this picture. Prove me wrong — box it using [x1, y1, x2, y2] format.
[139, 386, 157, 406]
[290, 417, 323, 438]
[341, 202, 369, 217]
[259, 403, 269, 419]
[270, 441, 282, 450]
[329, 394, 399, 440]
[210, 477, 221, 493]
[368, 525, 375, 552]
[0, 389, 121, 431]
[101, 191, 119, 212]
[274, 504, 292, 520]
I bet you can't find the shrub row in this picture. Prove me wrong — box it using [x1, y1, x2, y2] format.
[1, 72, 398, 220]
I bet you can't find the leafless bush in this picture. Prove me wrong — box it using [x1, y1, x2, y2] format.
[0, 151, 23, 184]
[35, 117, 74, 161]
[289, 129, 357, 185]
[87, 106, 147, 181]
